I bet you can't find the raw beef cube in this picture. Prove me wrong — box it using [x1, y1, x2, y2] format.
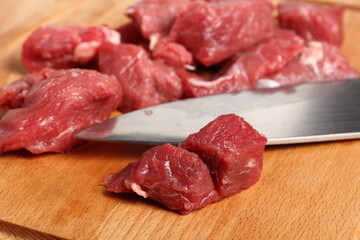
[152, 38, 194, 69]
[259, 41, 360, 87]
[22, 25, 120, 72]
[99, 42, 183, 113]
[178, 29, 304, 97]
[278, 1, 344, 46]
[103, 143, 220, 214]
[169, 0, 275, 66]
[179, 114, 267, 198]
[125, 0, 191, 41]
[0, 69, 122, 154]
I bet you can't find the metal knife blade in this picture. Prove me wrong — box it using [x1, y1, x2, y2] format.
[75, 78, 360, 145]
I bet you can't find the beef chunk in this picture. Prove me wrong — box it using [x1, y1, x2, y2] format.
[104, 114, 267, 213]
[259, 41, 360, 87]
[178, 29, 304, 97]
[103, 143, 219, 214]
[278, 1, 344, 46]
[22, 25, 120, 72]
[0, 69, 122, 154]
[179, 114, 267, 198]
[169, 0, 275, 66]
[99, 42, 183, 112]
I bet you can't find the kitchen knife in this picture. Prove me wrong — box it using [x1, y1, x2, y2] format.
[75, 78, 360, 145]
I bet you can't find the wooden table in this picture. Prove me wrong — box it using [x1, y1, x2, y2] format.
[0, 1, 359, 239]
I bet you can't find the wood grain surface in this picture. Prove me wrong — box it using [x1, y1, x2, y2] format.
[1, 0, 360, 239]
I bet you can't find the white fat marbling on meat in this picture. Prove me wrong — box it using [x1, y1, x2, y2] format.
[300, 41, 324, 76]
[100, 26, 121, 44]
[130, 183, 149, 198]
[245, 159, 256, 168]
[120, 50, 145, 75]
[239, 169, 251, 175]
[149, 33, 161, 51]
[73, 41, 101, 64]
[255, 78, 281, 88]
[38, 116, 54, 126]
[56, 126, 76, 140]
[185, 64, 196, 71]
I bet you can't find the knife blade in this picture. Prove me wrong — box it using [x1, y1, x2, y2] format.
[75, 78, 360, 145]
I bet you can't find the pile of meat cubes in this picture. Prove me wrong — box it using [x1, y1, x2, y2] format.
[1, 0, 359, 213]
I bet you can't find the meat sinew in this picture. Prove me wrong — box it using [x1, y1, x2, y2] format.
[22, 25, 120, 72]
[169, 0, 275, 66]
[102, 143, 220, 214]
[180, 114, 267, 198]
[99, 42, 183, 112]
[259, 41, 360, 87]
[178, 29, 304, 97]
[104, 114, 267, 213]
[278, 1, 344, 46]
[0, 69, 122, 154]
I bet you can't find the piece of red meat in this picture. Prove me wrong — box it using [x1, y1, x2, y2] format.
[278, 1, 344, 47]
[103, 143, 220, 214]
[22, 25, 120, 72]
[99, 42, 183, 113]
[178, 29, 304, 97]
[124, 0, 192, 41]
[0, 69, 122, 154]
[103, 114, 267, 213]
[179, 114, 267, 198]
[258, 41, 360, 87]
[169, 0, 275, 66]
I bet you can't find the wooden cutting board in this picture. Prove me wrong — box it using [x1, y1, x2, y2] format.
[1, 1, 360, 239]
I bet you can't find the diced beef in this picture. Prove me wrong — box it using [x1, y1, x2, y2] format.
[99, 42, 183, 112]
[179, 114, 267, 198]
[152, 38, 194, 69]
[125, 0, 192, 41]
[22, 25, 120, 72]
[104, 114, 267, 214]
[278, 1, 344, 46]
[178, 29, 304, 97]
[103, 143, 220, 214]
[169, 0, 275, 66]
[0, 69, 122, 154]
[258, 41, 360, 87]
